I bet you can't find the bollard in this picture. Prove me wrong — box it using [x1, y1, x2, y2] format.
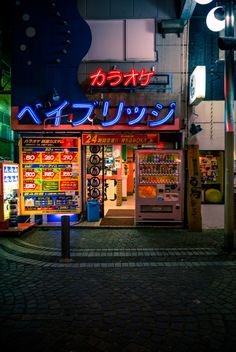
[61, 215, 73, 262]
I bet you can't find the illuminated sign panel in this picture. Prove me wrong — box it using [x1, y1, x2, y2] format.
[189, 66, 206, 105]
[16, 101, 176, 128]
[19, 138, 81, 215]
[82, 133, 160, 145]
[89, 68, 155, 87]
[12, 68, 179, 131]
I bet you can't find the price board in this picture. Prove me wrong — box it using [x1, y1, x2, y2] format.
[19, 137, 81, 214]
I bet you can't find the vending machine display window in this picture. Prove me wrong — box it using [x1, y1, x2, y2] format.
[0, 162, 19, 221]
[135, 149, 183, 222]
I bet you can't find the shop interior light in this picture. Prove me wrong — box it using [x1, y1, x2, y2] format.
[206, 6, 225, 32]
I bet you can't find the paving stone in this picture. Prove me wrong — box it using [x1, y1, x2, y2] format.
[0, 228, 236, 351]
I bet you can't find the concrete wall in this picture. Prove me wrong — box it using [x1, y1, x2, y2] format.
[77, 0, 188, 118]
[189, 100, 236, 229]
[201, 204, 224, 229]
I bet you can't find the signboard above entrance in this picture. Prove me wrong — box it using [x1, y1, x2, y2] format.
[13, 100, 178, 131]
[82, 133, 160, 145]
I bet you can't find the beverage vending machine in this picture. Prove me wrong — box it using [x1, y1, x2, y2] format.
[135, 150, 183, 222]
[0, 161, 19, 221]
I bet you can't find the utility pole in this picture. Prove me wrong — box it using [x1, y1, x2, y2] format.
[218, 0, 235, 252]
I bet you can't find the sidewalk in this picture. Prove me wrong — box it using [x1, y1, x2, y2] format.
[0, 227, 236, 352]
[0, 226, 236, 267]
[5, 225, 236, 249]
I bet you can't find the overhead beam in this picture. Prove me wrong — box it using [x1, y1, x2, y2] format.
[180, 0, 197, 20]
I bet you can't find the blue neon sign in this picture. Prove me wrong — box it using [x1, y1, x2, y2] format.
[16, 100, 176, 128]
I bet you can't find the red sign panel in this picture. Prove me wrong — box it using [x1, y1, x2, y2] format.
[82, 133, 160, 145]
[60, 180, 78, 191]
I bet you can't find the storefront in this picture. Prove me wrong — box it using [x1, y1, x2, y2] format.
[83, 131, 184, 224]
[11, 97, 184, 226]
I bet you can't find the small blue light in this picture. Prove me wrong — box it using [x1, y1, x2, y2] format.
[152, 111, 159, 117]
[35, 103, 43, 109]
[126, 108, 132, 115]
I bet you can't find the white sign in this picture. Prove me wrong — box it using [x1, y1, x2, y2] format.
[189, 66, 206, 105]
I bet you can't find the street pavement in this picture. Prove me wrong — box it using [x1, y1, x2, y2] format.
[0, 226, 236, 352]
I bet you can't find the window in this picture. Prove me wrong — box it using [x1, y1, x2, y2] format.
[84, 19, 156, 61]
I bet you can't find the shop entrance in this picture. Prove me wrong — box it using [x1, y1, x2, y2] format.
[86, 145, 136, 222]
[84, 132, 183, 225]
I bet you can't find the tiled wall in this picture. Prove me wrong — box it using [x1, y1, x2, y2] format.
[77, 0, 188, 118]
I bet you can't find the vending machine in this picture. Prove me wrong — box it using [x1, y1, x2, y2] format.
[0, 161, 19, 221]
[135, 150, 183, 222]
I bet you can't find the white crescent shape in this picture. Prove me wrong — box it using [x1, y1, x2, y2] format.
[206, 6, 225, 32]
[195, 0, 213, 4]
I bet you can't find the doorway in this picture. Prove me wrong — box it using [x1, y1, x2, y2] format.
[85, 144, 135, 221]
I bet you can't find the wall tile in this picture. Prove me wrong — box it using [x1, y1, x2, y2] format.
[190, 123, 225, 150]
[201, 205, 224, 229]
[134, 0, 158, 18]
[157, 45, 181, 73]
[111, 0, 134, 18]
[86, 0, 110, 18]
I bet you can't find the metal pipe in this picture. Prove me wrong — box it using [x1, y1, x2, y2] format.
[224, 0, 235, 251]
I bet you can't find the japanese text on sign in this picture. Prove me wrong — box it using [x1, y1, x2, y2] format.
[16, 101, 176, 128]
[89, 68, 155, 87]
[82, 133, 160, 145]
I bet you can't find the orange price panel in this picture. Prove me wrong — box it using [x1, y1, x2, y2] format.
[60, 152, 78, 163]
[60, 167, 75, 179]
[23, 180, 42, 192]
[23, 168, 41, 180]
[42, 168, 60, 180]
[42, 152, 60, 163]
[23, 152, 41, 163]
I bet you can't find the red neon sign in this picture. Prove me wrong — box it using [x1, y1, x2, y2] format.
[89, 68, 155, 87]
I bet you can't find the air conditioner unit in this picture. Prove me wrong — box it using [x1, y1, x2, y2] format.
[158, 19, 185, 38]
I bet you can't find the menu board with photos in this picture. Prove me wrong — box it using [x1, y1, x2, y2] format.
[199, 150, 224, 203]
[20, 138, 81, 215]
